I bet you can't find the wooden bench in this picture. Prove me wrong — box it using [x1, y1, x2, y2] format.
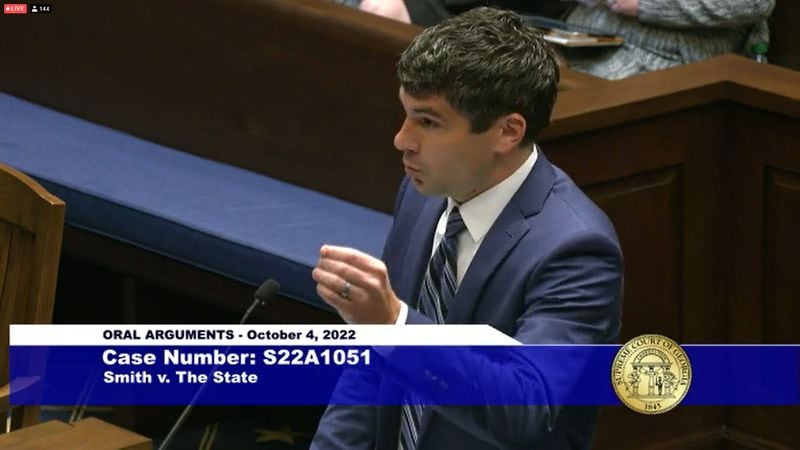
[0, 92, 391, 311]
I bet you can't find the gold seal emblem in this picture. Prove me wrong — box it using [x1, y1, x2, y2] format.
[611, 334, 691, 414]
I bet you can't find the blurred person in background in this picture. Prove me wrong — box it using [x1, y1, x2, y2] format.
[561, 0, 775, 79]
[345, 0, 775, 80]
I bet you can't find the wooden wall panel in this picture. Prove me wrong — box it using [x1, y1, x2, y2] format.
[594, 407, 725, 450]
[541, 97, 800, 448]
[763, 168, 800, 344]
[725, 106, 800, 344]
[545, 105, 729, 344]
[719, 106, 800, 450]
[723, 106, 767, 344]
[728, 404, 800, 450]
[585, 168, 684, 341]
[543, 119, 686, 187]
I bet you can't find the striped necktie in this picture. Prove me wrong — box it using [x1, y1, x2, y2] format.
[399, 206, 465, 450]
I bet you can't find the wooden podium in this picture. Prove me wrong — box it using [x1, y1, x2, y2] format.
[0, 418, 151, 449]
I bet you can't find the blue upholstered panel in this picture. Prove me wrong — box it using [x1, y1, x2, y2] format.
[0, 93, 392, 309]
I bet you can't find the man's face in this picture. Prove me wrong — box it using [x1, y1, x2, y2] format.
[394, 88, 500, 203]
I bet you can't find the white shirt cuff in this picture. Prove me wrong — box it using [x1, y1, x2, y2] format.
[394, 302, 409, 325]
[372, 303, 408, 358]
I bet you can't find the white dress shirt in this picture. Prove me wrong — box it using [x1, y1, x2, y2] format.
[395, 146, 538, 324]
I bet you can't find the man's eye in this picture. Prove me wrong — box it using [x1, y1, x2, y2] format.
[418, 118, 438, 128]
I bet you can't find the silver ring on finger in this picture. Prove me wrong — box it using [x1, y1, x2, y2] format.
[339, 280, 352, 299]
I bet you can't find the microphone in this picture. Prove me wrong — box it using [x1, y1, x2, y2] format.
[158, 279, 281, 450]
[240, 279, 280, 325]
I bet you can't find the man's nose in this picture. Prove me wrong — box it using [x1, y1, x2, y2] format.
[394, 119, 419, 153]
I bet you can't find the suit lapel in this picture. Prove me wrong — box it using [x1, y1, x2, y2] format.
[445, 152, 557, 324]
[411, 154, 557, 443]
[400, 197, 447, 305]
[445, 206, 529, 324]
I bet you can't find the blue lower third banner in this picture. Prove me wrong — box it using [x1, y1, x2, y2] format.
[9, 345, 800, 406]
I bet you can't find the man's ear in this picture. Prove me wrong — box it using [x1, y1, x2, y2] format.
[495, 113, 527, 154]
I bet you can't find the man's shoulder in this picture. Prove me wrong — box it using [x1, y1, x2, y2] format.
[532, 165, 619, 246]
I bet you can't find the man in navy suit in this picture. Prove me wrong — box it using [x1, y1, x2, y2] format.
[311, 7, 622, 449]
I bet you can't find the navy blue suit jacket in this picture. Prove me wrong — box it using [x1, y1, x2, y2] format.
[312, 153, 623, 449]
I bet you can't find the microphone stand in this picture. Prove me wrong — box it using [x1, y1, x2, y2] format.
[157, 280, 279, 450]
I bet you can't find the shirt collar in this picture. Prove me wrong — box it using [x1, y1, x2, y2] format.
[447, 145, 538, 242]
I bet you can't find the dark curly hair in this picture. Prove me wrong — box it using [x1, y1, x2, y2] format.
[397, 7, 559, 145]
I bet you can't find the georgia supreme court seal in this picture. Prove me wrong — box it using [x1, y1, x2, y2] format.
[612, 334, 691, 414]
